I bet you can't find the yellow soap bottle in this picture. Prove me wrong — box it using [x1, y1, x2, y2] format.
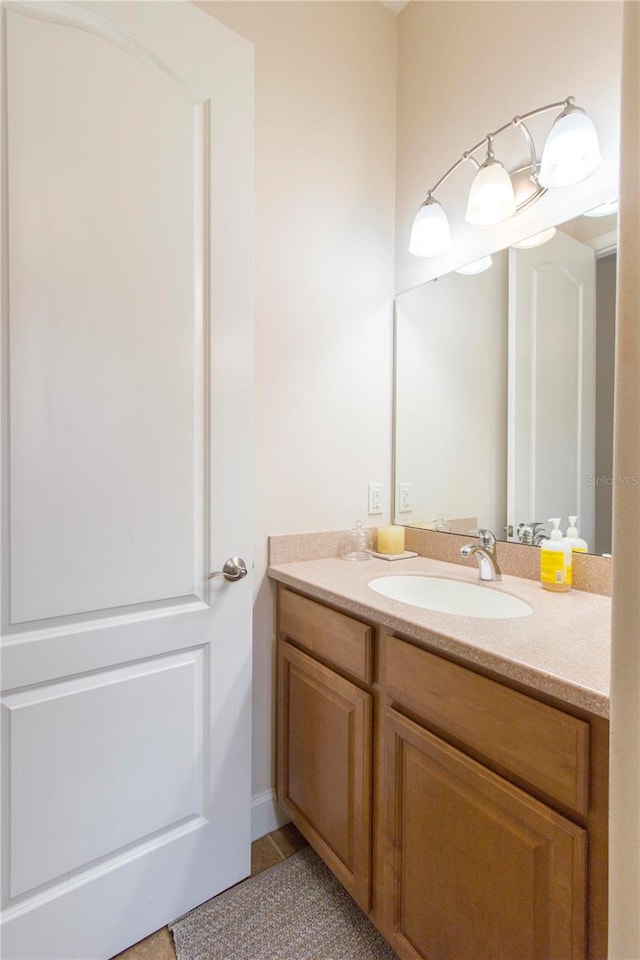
[540, 518, 572, 592]
[563, 516, 589, 554]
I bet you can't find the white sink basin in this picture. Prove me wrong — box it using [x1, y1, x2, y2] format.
[368, 575, 533, 619]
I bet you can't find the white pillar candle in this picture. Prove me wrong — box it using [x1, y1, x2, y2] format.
[377, 525, 405, 555]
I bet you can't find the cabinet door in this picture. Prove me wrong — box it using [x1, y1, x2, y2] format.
[383, 708, 586, 960]
[277, 641, 372, 909]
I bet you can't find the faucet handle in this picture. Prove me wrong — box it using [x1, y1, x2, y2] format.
[517, 521, 546, 544]
[477, 529, 497, 549]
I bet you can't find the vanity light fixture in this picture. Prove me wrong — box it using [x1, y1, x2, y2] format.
[454, 255, 493, 275]
[410, 96, 602, 258]
[512, 227, 557, 249]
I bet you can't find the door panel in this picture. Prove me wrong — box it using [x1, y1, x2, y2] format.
[6, 649, 206, 898]
[508, 232, 596, 545]
[7, 6, 199, 623]
[0, 3, 254, 957]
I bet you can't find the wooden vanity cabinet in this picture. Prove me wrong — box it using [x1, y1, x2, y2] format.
[380, 632, 608, 960]
[276, 588, 374, 909]
[383, 708, 586, 960]
[275, 585, 608, 960]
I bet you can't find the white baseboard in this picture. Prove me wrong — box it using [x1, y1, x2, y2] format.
[251, 788, 290, 841]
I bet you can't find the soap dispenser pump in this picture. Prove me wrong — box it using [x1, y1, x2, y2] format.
[540, 518, 572, 592]
[564, 516, 588, 554]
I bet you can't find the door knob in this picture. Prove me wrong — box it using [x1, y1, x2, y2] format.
[208, 557, 248, 582]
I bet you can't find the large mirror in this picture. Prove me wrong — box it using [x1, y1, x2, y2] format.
[393, 206, 617, 556]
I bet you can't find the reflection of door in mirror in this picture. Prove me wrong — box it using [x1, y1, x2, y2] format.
[508, 233, 596, 548]
[508, 229, 617, 555]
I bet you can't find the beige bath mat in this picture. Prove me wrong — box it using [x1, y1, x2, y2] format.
[170, 846, 399, 960]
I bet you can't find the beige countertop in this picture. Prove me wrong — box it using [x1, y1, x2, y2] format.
[268, 554, 611, 718]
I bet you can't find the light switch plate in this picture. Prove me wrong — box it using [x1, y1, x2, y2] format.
[399, 482, 412, 512]
[368, 483, 383, 515]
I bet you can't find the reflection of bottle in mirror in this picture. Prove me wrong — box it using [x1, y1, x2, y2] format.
[563, 516, 589, 554]
[540, 519, 572, 592]
[434, 514, 452, 533]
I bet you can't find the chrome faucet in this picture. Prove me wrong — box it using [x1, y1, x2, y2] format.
[517, 521, 547, 546]
[460, 529, 502, 581]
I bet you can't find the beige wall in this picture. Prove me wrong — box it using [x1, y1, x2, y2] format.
[197, 1, 398, 803]
[396, 1, 623, 292]
[609, 3, 640, 955]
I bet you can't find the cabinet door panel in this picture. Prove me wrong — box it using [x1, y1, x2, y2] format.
[384, 708, 586, 960]
[277, 641, 372, 909]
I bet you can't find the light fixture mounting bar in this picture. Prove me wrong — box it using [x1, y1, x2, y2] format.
[424, 97, 573, 199]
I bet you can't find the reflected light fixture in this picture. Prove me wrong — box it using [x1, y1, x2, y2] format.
[512, 227, 557, 249]
[584, 199, 618, 218]
[454, 255, 493, 275]
[410, 96, 602, 258]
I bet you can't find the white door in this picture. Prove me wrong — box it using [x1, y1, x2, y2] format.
[508, 231, 596, 547]
[0, 3, 253, 958]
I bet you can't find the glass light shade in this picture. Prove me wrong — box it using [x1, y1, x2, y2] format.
[538, 104, 602, 188]
[512, 227, 557, 249]
[409, 197, 452, 257]
[584, 199, 618, 218]
[454, 255, 493, 275]
[465, 158, 516, 226]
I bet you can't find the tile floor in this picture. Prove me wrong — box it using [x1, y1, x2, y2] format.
[111, 824, 308, 960]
